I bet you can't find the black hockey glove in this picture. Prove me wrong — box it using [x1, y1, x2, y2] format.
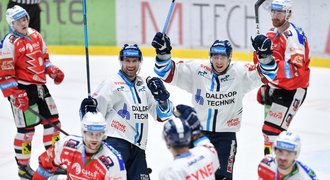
[175, 104, 202, 135]
[151, 32, 172, 60]
[79, 97, 98, 119]
[146, 77, 170, 102]
[251, 35, 274, 64]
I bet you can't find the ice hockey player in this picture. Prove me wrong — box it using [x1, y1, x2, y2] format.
[33, 111, 127, 180]
[152, 32, 277, 179]
[80, 43, 173, 179]
[252, 0, 310, 155]
[0, 5, 64, 179]
[258, 131, 317, 179]
[159, 104, 220, 180]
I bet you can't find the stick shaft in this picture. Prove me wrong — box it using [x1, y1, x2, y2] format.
[83, 0, 91, 98]
[28, 107, 69, 136]
[162, 0, 176, 34]
[255, 0, 266, 34]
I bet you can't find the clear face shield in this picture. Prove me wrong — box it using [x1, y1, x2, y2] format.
[270, 3, 291, 27]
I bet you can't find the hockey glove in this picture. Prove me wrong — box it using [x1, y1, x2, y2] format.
[151, 32, 172, 60]
[80, 98, 98, 119]
[10, 89, 29, 111]
[46, 65, 65, 85]
[146, 77, 170, 102]
[251, 35, 274, 65]
[257, 85, 267, 105]
[175, 104, 202, 135]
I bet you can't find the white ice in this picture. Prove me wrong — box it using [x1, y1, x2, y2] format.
[0, 55, 329, 179]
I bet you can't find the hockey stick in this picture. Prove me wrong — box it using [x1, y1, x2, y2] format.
[255, 0, 266, 34]
[82, 0, 92, 98]
[28, 107, 69, 136]
[162, 0, 176, 34]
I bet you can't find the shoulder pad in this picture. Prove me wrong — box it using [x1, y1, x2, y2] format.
[98, 155, 114, 169]
[64, 138, 80, 149]
[260, 155, 275, 166]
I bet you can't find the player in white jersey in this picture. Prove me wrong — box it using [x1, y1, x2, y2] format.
[33, 111, 127, 180]
[258, 131, 317, 180]
[80, 44, 173, 180]
[152, 33, 278, 179]
[159, 104, 220, 180]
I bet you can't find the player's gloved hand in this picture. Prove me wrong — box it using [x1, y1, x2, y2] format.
[151, 32, 172, 60]
[257, 85, 267, 105]
[251, 35, 274, 64]
[80, 98, 98, 119]
[175, 104, 202, 135]
[146, 77, 170, 102]
[10, 89, 29, 111]
[46, 65, 65, 85]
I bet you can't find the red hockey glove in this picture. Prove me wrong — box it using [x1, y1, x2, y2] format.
[10, 89, 29, 111]
[38, 146, 57, 171]
[257, 85, 267, 105]
[46, 65, 64, 85]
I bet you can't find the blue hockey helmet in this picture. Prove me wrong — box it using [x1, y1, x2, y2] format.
[163, 117, 191, 147]
[119, 44, 143, 61]
[209, 40, 232, 60]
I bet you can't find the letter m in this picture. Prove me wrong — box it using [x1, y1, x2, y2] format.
[141, 1, 183, 45]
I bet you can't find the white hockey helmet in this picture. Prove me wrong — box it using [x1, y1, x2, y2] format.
[273, 131, 301, 158]
[81, 111, 107, 135]
[271, 0, 292, 12]
[6, 5, 30, 29]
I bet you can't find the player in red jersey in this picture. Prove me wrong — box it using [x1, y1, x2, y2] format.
[251, 0, 310, 155]
[33, 111, 127, 180]
[258, 131, 317, 180]
[0, 5, 64, 179]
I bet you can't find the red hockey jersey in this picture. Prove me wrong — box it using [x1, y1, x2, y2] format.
[0, 28, 51, 97]
[266, 23, 310, 90]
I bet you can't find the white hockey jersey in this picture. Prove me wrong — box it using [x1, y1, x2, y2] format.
[155, 59, 276, 132]
[258, 155, 318, 180]
[159, 136, 220, 180]
[92, 70, 172, 150]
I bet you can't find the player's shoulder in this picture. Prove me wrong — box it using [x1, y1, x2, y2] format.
[1, 33, 18, 48]
[159, 162, 183, 179]
[296, 160, 318, 178]
[258, 155, 277, 179]
[284, 23, 307, 43]
[259, 155, 276, 169]
[60, 135, 83, 149]
[100, 143, 125, 170]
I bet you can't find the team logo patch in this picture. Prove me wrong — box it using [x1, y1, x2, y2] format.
[22, 142, 32, 155]
[118, 103, 130, 120]
[64, 139, 80, 148]
[99, 155, 114, 169]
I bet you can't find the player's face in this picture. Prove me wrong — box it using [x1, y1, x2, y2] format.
[275, 148, 296, 170]
[83, 131, 104, 153]
[121, 57, 141, 81]
[271, 10, 287, 27]
[13, 17, 29, 35]
[211, 54, 230, 75]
